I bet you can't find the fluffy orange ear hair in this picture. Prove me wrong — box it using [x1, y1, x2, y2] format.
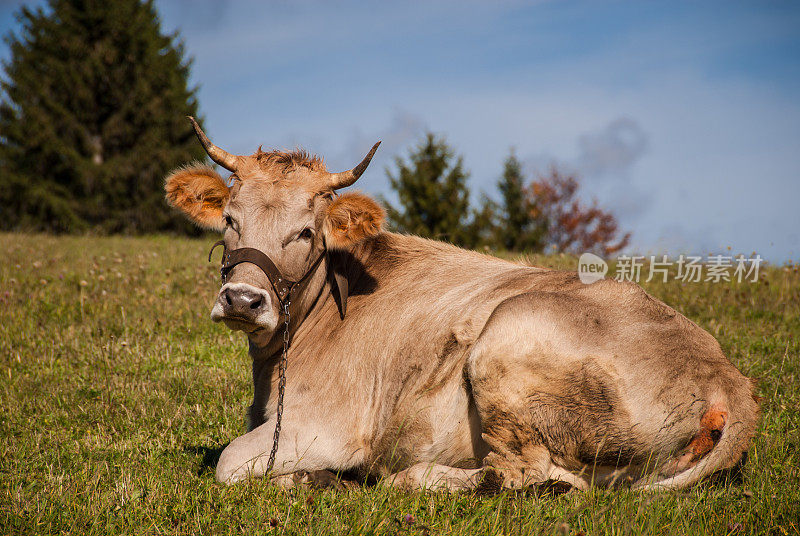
[164, 164, 230, 231]
[323, 192, 385, 249]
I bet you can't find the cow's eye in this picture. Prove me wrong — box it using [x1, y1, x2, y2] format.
[298, 228, 313, 240]
[224, 215, 233, 227]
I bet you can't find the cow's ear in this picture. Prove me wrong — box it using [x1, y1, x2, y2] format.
[323, 192, 385, 249]
[165, 164, 230, 231]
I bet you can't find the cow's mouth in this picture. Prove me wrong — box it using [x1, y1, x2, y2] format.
[217, 316, 273, 347]
[219, 315, 269, 334]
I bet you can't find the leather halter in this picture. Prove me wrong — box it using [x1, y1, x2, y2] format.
[208, 240, 347, 316]
[208, 240, 328, 477]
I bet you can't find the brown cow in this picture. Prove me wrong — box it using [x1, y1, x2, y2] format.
[165, 118, 759, 491]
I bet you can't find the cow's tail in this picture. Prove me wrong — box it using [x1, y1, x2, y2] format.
[634, 379, 761, 491]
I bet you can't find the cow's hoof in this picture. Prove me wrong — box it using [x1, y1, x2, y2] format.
[306, 469, 345, 489]
[535, 479, 576, 496]
[290, 470, 344, 490]
[474, 467, 504, 496]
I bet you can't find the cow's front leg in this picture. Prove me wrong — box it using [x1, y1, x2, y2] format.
[215, 417, 345, 484]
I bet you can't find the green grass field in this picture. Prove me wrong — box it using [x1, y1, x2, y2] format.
[1, 233, 798, 535]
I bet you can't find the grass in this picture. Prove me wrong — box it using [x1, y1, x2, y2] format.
[1, 232, 798, 535]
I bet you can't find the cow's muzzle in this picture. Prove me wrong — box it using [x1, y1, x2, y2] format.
[210, 282, 276, 332]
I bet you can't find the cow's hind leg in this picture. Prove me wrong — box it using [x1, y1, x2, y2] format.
[469, 410, 568, 491]
[466, 293, 628, 491]
[383, 462, 580, 494]
[384, 463, 486, 492]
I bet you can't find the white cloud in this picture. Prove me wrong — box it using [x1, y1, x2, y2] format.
[330, 109, 427, 195]
[577, 117, 648, 179]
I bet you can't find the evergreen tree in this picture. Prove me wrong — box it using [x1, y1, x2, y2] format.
[384, 133, 477, 247]
[467, 194, 499, 250]
[494, 150, 546, 252]
[0, 0, 206, 233]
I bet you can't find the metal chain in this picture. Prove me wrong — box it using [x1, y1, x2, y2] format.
[265, 296, 290, 475]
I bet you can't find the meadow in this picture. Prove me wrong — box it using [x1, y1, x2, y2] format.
[1, 233, 798, 535]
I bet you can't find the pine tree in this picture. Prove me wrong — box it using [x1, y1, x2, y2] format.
[467, 194, 499, 250]
[384, 133, 477, 247]
[494, 150, 546, 252]
[0, 0, 206, 233]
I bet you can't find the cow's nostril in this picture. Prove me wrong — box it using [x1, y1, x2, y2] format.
[250, 296, 263, 310]
[225, 291, 232, 306]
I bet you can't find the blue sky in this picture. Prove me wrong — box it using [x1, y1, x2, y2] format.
[2, 0, 799, 261]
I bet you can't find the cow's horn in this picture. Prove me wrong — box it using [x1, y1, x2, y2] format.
[323, 141, 381, 190]
[187, 116, 241, 172]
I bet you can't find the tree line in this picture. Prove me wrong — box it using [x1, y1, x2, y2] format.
[384, 133, 630, 255]
[0, 0, 630, 254]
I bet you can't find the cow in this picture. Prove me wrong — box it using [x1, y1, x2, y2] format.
[164, 118, 759, 492]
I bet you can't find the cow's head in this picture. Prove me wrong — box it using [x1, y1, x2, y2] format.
[165, 117, 384, 337]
